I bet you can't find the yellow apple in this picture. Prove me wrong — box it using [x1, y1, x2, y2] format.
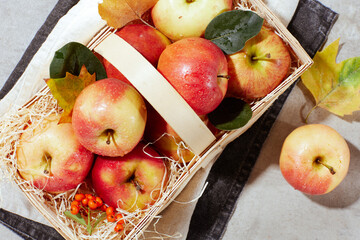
[151, 0, 232, 41]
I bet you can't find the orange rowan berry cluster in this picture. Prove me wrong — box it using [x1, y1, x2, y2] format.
[70, 193, 124, 233]
[70, 193, 104, 214]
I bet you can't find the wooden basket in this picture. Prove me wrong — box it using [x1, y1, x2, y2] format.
[0, 0, 312, 239]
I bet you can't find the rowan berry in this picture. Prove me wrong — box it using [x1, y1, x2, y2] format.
[71, 200, 80, 207]
[88, 199, 98, 210]
[71, 205, 79, 215]
[74, 193, 85, 201]
[95, 197, 103, 207]
[107, 214, 116, 222]
[81, 198, 89, 206]
[114, 223, 124, 232]
[106, 206, 114, 216]
[115, 214, 124, 224]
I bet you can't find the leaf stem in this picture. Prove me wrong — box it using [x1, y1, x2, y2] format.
[305, 105, 318, 124]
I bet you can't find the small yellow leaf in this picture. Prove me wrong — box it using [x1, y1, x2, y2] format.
[98, 0, 158, 29]
[46, 65, 96, 123]
[301, 39, 360, 118]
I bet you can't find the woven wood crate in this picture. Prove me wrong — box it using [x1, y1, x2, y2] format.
[0, 0, 312, 239]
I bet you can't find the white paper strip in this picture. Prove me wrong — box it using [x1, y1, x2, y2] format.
[94, 34, 216, 155]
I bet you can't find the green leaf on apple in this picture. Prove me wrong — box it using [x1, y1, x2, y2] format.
[204, 10, 263, 55]
[50, 42, 107, 81]
[208, 98, 252, 130]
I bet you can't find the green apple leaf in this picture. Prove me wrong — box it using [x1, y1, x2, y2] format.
[204, 10, 263, 55]
[208, 98, 252, 130]
[301, 39, 360, 119]
[45, 65, 96, 123]
[50, 42, 107, 81]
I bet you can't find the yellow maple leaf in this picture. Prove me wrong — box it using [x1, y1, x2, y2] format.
[45, 65, 96, 123]
[98, 0, 158, 29]
[301, 39, 360, 119]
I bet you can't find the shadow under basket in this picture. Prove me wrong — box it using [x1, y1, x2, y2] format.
[0, 0, 312, 239]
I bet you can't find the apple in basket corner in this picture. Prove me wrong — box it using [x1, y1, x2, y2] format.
[16, 114, 94, 193]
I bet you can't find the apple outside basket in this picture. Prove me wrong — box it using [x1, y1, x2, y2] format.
[0, 0, 313, 239]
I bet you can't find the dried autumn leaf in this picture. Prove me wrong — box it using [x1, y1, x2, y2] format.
[98, 0, 158, 29]
[301, 39, 360, 119]
[45, 65, 96, 123]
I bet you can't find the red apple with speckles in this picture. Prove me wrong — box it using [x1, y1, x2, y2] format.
[157, 37, 228, 115]
[103, 24, 171, 84]
[227, 26, 291, 101]
[279, 124, 350, 195]
[16, 114, 94, 193]
[91, 143, 168, 212]
[72, 78, 147, 157]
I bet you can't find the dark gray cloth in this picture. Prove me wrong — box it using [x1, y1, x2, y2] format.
[0, 0, 338, 239]
[0, 209, 62, 240]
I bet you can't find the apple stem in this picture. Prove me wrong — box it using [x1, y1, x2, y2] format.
[186, 0, 195, 3]
[43, 153, 52, 176]
[252, 53, 271, 61]
[106, 131, 111, 145]
[217, 75, 230, 79]
[132, 179, 143, 192]
[315, 157, 336, 175]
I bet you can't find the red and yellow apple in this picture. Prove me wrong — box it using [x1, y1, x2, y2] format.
[279, 124, 350, 195]
[152, 0, 232, 41]
[227, 26, 291, 101]
[144, 104, 219, 163]
[144, 104, 195, 163]
[91, 143, 168, 212]
[157, 37, 228, 115]
[103, 24, 171, 84]
[16, 114, 94, 193]
[72, 78, 147, 157]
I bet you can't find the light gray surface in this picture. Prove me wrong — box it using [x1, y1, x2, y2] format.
[0, 1, 359, 240]
[0, 0, 58, 90]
